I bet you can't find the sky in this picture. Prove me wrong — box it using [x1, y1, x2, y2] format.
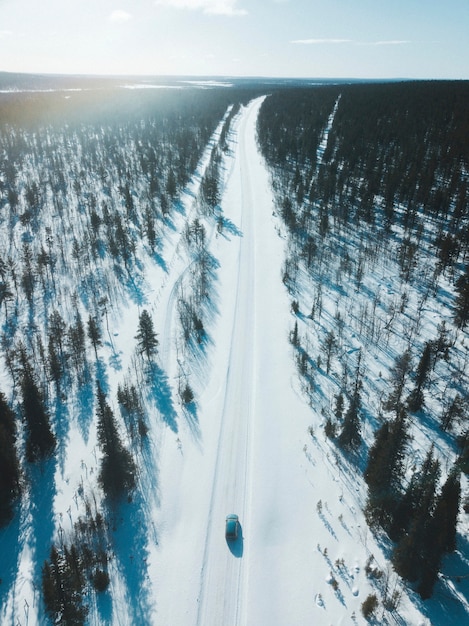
[0, 0, 468, 79]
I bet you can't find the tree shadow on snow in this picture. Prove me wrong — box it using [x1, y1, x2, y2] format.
[53, 395, 70, 476]
[418, 534, 469, 626]
[148, 362, 178, 433]
[181, 400, 201, 442]
[0, 506, 22, 614]
[75, 377, 95, 444]
[28, 456, 58, 621]
[95, 357, 110, 395]
[219, 216, 243, 240]
[151, 249, 168, 274]
[110, 491, 155, 626]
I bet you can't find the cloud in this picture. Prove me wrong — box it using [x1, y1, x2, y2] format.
[292, 38, 352, 45]
[154, 0, 247, 16]
[291, 38, 410, 46]
[109, 9, 133, 22]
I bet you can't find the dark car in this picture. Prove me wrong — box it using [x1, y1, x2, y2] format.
[225, 514, 239, 540]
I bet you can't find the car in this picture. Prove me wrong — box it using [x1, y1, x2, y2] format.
[225, 514, 240, 540]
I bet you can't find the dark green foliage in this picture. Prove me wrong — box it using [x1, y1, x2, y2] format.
[391, 447, 440, 542]
[433, 470, 460, 554]
[200, 151, 220, 210]
[455, 265, 469, 328]
[42, 504, 112, 624]
[441, 394, 466, 431]
[390, 448, 455, 597]
[323, 331, 336, 375]
[384, 349, 412, 414]
[135, 309, 158, 361]
[92, 568, 110, 592]
[365, 409, 408, 529]
[290, 320, 299, 346]
[334, 393, 344, 420]
[181, 383, 194, 405]
[42, 545, 88, 625]
[67, 313, 86, 374]
[338, 390, 361, 450]
[407, 341, 433, 411]
[394, 469, 460, 599]
[20, 360, 56, 463]
[87, 315, 102, 358]
[166, 168, 177, 198]
[324, 417, 336, 439]
[117, 381, 147, 441]
[96, 383, 136, 500]
[0, 391, 21, 525]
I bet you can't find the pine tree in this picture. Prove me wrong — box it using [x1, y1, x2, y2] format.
[20, 360, 56, 463]
[454, 265, 469, 328]
[338, 354, 362, 451]
[391, 446, 440, 541]
[0, 391, 21, 525]
[135, 309, 158, 361]
[96, 383, 136, 500]
[42, 544, 88, 625]
[87, 315, 102, 359]
[407, 341, 433, 411]
[433, 469, 460, 553]
[392, 448, 440, 588]
[338, 389, 361, 450]
[364, 409, 408, 529]
[384, 349, 412, 413]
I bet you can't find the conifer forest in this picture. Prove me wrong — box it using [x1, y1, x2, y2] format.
[1, 75, 469, 624]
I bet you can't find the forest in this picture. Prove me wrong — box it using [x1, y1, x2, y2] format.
[0, 82, 258, 624]
[257, 80, 469, 600]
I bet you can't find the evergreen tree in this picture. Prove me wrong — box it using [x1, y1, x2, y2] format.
[20, 360, 56, 463]
[384, 349, 412, 413]
[42, 544, 88, 625]
[0, 391, 21, 525]
[415, 470, 460, 599]
[392, 448, 440, 588]
[96, 383, 136, 500]
[364, 409, 408, 529]
[454, 265, 469, 328]
[338, 354, 362, 450]
[87, 315, 102, 359]
[407, 341, 432, 411]
[67, 313, 86, 374]
[433, 469, 460, 553]
[391, 446, 440, 541]
[166, 168, 177, 198]
[338, 389, 361, 450]
[135, 309, 158, 361]
[441, 394, 466, 431]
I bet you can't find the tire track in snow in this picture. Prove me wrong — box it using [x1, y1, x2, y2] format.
[196, 98, 263, 626]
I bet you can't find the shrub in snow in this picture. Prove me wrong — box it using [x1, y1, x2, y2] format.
[361, 593, 379, 620]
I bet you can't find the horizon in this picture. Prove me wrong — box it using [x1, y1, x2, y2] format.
[0, 0, 468, 80]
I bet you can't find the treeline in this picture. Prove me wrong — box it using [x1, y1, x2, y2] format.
[258, 81, 469, 601]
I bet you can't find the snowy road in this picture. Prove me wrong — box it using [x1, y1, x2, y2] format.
[152, 97, 317, 625]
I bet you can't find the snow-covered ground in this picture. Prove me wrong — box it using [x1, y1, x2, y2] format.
[145, 98, 427, 625]
[2, 93, 458, 625]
